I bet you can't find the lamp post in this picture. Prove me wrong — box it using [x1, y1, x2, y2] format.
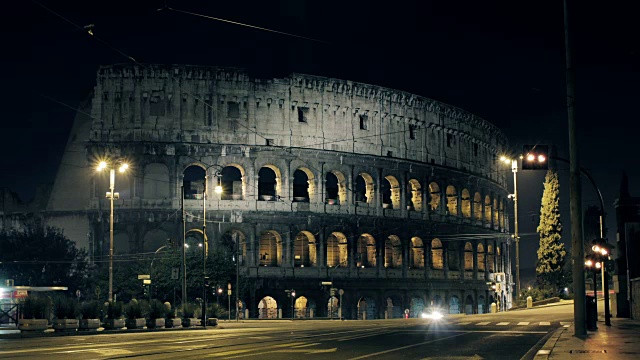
[96, 160, 129, 303]
[500, 156, 520, 299]
[585, 256, 600, 330]
[201, 165, 223, 328]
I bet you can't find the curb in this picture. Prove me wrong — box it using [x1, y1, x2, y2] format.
[533, 326, 566, 359]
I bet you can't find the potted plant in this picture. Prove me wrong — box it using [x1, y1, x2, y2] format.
[79, 300, 101, 331]
[180, 302, 201, 328]
[164, 302, 181, 328]
[124, 299, 145, 330]
[52, 296, 79, 332]
[146, 300, 166, 329]
[18, 295, 49, 332]
[104, 301, 125, 330]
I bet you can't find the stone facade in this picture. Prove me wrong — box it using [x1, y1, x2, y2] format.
[43, 64, 513, 318]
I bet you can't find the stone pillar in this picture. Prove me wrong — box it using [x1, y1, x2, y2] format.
[319, 226, 326, 268]
[473, 241, 478, 279]
[402, 236, 409, 278]
[376, 167, 383, 216]
[443, 241, 449, 279]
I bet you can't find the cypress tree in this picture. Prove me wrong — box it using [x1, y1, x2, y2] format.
[536, 170, 567, 293]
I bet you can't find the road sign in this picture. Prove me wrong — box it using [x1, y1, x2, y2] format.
[338, 289, 344, 296]
[143, 279, 151, 285]
[138, 274, 151, 280]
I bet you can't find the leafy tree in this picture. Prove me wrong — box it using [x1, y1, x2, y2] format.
[0, 223, 88, 292]
[536, 170, 567, 294]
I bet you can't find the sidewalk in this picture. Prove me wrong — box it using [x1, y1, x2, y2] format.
[535, 317, 640, 359]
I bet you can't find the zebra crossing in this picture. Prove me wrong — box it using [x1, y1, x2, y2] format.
[448, 320, 572, 327]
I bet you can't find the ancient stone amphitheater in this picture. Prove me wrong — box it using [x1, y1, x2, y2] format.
[46, 64, 513, 319]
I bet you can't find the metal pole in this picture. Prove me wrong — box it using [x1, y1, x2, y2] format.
[599, 214, 611, 326]
[511, 160, 520, 300]
[236, 237, 239, 322]
[202, 175, 207, 328]
[564, 0, 586, 336]
[182, 186, 187, 307]
[108, 169, 115, 303]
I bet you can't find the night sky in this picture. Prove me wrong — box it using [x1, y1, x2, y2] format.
[4, 0, 639, 275]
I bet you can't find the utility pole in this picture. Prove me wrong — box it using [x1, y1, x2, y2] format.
[564, 0, 586, 336]
[181, 186, 187, 307]
[511, 159, 521, 299]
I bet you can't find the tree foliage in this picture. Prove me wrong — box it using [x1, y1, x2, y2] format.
[0, 223, 88, 292]
[536, 170, 567, 293]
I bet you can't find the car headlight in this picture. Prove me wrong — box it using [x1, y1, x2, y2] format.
[421, 312, 428, 319]
[431, 310, 443, 320]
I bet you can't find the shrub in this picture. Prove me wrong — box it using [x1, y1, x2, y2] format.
[53, 296, 78, 319]
[181, 303, 197, 318]
[164, 302, 175, 319]
[80, 300, 101, 319]
[208, 303, 228, 318]
[106, 301, 123, 319]
[22, 295, 49, 319]
[124, 300, 142, 319]
[147, 300, 166, 319]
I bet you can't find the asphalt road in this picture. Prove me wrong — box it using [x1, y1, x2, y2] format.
[0, 303, 574, 360]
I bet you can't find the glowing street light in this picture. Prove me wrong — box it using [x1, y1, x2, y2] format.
[96, 158, 130, 303]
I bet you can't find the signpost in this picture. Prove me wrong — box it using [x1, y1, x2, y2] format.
[338, 289, 344, 320]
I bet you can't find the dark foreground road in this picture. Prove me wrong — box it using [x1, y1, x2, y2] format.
[0, 304, 574, 359]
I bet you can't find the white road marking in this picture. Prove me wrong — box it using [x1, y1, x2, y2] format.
[517, 322, 530, 326]
[560, 322, 572, 326]
[496, 322, 509, 326]
[539, 321, 551, 326]
[475, 322, 490, 325]
[564, 325, 570, 328]
[457, 322, 471, 325]
[347, 333, 470, 360]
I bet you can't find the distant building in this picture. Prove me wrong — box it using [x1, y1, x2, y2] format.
[16, 64, 515, 318]
[613, 172, 640, 318]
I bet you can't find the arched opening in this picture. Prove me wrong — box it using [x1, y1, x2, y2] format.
[464, 295, 474, 315]
[446, 185, 457, 216]
[326, 171, 347, 205]
[114, 233, 130, 255]
[408, 179, 422, 211]
[410, 297, 425, 318]
[410, 237, 424, 269]
[258, 296, 277, 319]
[464, 242, 473, 271]
[449, 295, 460, 314]
[431, 295, 443, 309]
[488, 244, 495, 272]
[385, 296, 403, 318]
[493, 198, 499, 225]
[477, 243, 486, 272]
[143, 163, 170, 199]
[220, 166, 243, 200]
[326, 232, 348, 267]
[431, 238, 443, 270]
[473, 192, 482, 221]
[327, 296, 339, 318]
[382, 175, 400, 209]
[484, 195, 492, 223]
[356, 173, 374, 204]
[356, 234, 376, 268]
[183, 165, 205, 200]
[294, 231, 317, 267]
[259, 231, 282, 266]
[384, 235, 402, 268]
[478, 295, 485, 314]
[294, 296, 308, 318]
[143, 229, 170, 253]
[357, 296, 376, 320]
[292, 169, 311, 202]
[220, 230, 246, 265]
[447, 242, 459, 271]
[429, 182, 441, 212]
[461, 189, 471, 218]
[258, 166, 279, 201]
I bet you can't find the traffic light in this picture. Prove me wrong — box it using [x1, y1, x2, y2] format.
[522, 145, 549, 170]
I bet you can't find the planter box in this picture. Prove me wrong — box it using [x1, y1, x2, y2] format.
[104, 318, 125, 330]
[125, 318, 146, 330]
[207, 318, 218, 327]
[181, 318, 201, 328]
[165, 318, 182, 328]
[18, 319, 48, 332]
[79, 319, 100, 331]
[53, 319, 79, 332]
[146, 318, 165, 329]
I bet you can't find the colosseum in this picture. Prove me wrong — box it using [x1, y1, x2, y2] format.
[44, 64, 513, 319]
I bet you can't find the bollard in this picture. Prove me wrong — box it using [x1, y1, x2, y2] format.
[527, 296, 533, 309]
[384, 310, 388, 319]
[338, 308, 342, 320]
[244, 309, 249, 319]
[278, 308, 282, 319]
[310, 308, 314, 318]
[490, 302, 497, 313]
[363, 311, 367, 320]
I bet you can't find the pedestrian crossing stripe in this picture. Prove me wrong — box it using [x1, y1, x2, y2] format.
[560, 322, 571, 326]
[496, 322, 509, 326]
[476, 322, 490, 325]
[539, 322, 551, 326]
[457, 322, 471, 325]
[517, 322, 530, 325]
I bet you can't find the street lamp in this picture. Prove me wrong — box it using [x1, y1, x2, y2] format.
[96, 159, 130, 303]
[201, 164, 223, 328]
[500, 156, 521, 299]
[584, 255, 600, 329]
